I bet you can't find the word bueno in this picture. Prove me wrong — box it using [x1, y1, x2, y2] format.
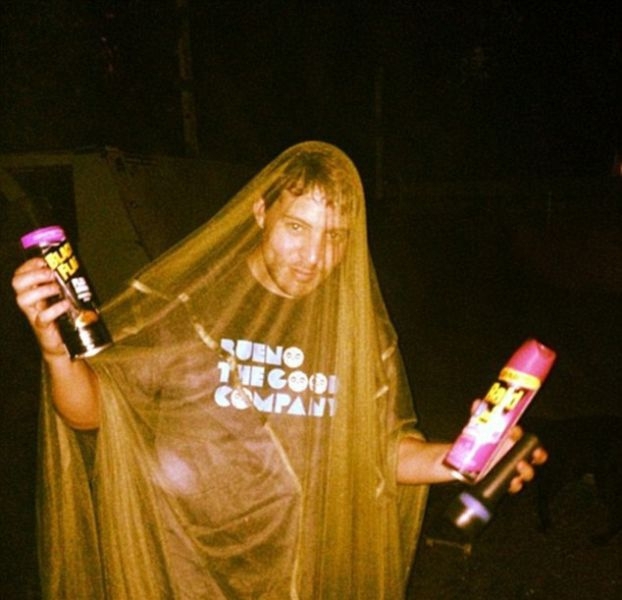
[220, 338, 306, 369]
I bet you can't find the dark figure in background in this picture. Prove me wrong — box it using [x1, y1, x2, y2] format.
[523, 415, 622, 545]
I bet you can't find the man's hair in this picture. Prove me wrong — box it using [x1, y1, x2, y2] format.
[262, 149, 356, 215]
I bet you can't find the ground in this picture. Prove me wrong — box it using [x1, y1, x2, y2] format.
[407, 473, 622, 599]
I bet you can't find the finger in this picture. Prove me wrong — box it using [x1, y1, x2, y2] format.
[507, 462, 534, 494]
[15, 281, 61, 315]
[12, 262, 55, 294]
[508, 425, 523, 442]
[12, 257, 49, 279]
[531, 447, 548, 465]
[508, 476, 524, 494]
[35, 299, 71, 329]
[490, 426, 524, 468]
[13, 256, 47, 272]
[470, 399, 485, 414]
[515, 460, 535, 482]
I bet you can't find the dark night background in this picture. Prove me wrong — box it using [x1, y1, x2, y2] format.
[1, 1, 621, 598]
[1, 0, 620, 177]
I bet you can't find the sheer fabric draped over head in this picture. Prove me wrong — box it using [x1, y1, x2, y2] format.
[38, 141, 428, 599]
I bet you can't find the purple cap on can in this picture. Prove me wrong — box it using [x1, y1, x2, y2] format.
[507, 338, 557, 382]
[21, 225, 66, 250]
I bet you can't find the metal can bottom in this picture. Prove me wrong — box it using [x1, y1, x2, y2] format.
[73, 340, 113, 359]
[448, 468, 477, 484]
[61, 321, 113, 360]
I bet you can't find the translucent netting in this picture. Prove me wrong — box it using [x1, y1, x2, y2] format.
[38, 141, 428, 599]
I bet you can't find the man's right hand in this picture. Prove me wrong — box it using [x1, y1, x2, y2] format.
[12, 257, 71, 360]
[12, 258, 102, 429]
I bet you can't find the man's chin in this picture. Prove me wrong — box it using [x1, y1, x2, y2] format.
[266, 267, 326, 298]
[280, 284, 314, 298]
[278, 278, 322, 298]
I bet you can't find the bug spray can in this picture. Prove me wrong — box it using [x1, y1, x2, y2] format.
[443, 339, 556, 483]
[21, 225, 112, 359]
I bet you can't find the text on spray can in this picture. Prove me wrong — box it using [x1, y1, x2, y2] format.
[21, 225, 113, 359]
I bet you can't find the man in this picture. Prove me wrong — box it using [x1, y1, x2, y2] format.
[13, 142, 544, 598]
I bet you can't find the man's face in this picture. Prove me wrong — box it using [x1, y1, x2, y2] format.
[249, 186, 350, 298]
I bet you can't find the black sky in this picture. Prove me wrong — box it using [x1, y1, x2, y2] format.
[1, 0, 620, 182]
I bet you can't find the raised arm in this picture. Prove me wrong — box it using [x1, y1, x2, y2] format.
[12, 258, 101, 429]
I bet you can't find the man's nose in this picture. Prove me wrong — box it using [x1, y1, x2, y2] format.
[302, 232, 325, 265]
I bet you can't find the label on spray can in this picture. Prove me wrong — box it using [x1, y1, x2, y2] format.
[21, 225, 113, 359]
[443, 339, 556, 483]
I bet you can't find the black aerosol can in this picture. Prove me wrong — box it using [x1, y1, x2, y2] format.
[21, 225, 112, 359]
[442, 432, 541, 538]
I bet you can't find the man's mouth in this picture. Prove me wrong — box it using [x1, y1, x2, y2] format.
[292, 267, 317, 282]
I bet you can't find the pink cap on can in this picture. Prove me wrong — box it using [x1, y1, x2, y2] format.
[20, 225, 66, 249]
[507, 338, 557, 382]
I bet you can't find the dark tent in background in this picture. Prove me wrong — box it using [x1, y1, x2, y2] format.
[1, 148, 253, 300]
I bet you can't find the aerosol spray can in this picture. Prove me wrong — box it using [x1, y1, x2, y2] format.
[21, 225, 112, 359]
[443, 432, 541, 538]
[443, 339, 556, 483]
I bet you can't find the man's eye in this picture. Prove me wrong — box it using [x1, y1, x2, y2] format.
[327, 231, 346, 242]
[286, 222, 302, 231]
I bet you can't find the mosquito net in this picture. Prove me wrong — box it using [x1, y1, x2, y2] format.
[37, 141, 428, 598]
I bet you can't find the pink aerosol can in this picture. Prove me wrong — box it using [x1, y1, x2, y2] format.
[443, 339, 556, 483]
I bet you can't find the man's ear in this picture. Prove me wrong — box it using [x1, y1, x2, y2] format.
[253, 197, 266, 228]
